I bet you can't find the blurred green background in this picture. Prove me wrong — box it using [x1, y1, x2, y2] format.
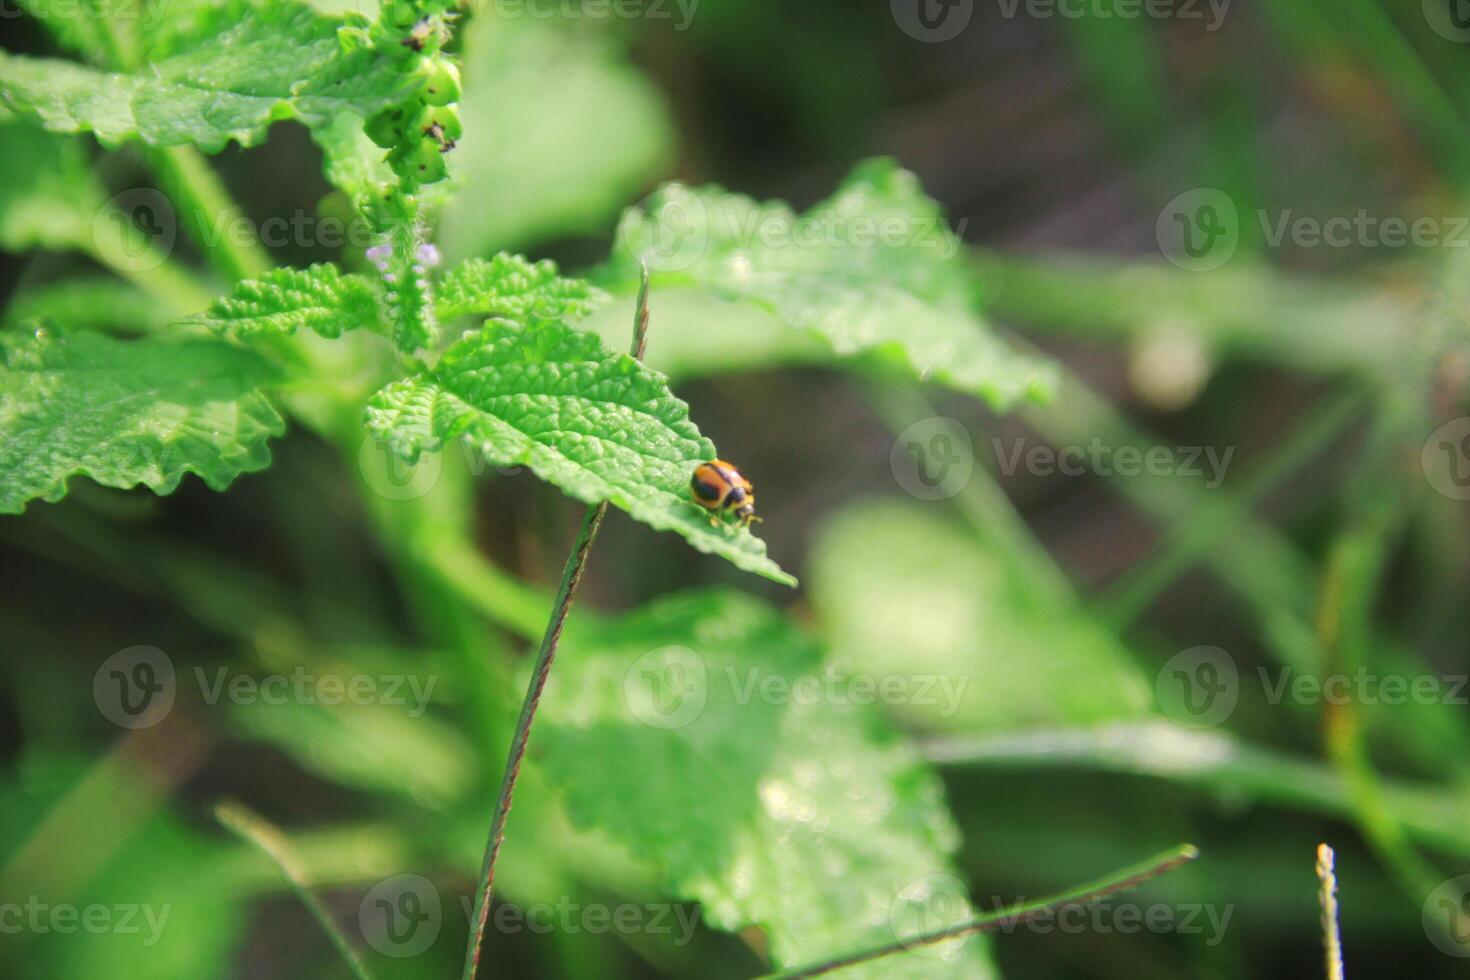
[3, 0, 1470, 977]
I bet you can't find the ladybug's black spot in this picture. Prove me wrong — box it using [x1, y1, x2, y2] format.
[726, 486, 748, 505]
[692, 477, 722, 502]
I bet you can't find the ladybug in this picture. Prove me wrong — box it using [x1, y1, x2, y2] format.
[690, 460, 759, 528]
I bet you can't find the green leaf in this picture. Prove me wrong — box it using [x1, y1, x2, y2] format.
[187, 263, 381, 340]
[363, 318, 793, 585]
[810, 499, 1152, 732]
[0, 113, 104, 253]
[437, 15, 675, 258]
[601, 158, 1055, 409]
[539, 589, 997, 978]
[434, 254, 608, 324]
[0, 327, 285, 513]
[0, 3, 414, 152]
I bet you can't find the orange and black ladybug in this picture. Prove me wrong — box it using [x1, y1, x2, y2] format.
[690, 459, 759, 528]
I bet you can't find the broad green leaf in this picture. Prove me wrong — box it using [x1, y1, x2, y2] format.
[187, 263, 381, 340]
[363, 318, 793, 585]
[601, 158, 1055, 409]
[438, 15, 675, 258]
[0, 327, 285, 513]
[0, 113, 104, 253]
[0, 3, 413, 152]
[539, 589, 997, 978]
[434, 254, 608, 324]
[810, 499, 1152, 732]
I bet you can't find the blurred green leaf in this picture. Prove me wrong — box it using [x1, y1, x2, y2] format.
[364, 317, 793, 584]
[438, 15, 675, 258]
[0, 328, 285, 513]
[809, 499, 1151, 732]
[538, 588, 998, 978]
[0, 113, 104, 253]
[600, 159, 1055, 409]
[0, 760, 242, 980]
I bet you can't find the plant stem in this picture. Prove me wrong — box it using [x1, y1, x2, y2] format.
[922, 721, 1470, 857]
[1099, 388, 1365, 627]
[1318, 518, 1443, 906]
[215, 800, 375, 980]
[862, 381, 1076, 608]
[148, 146, 272, 284]
[461, 267, 650, 980]
[757, 844, 1199, 979]
[83, 207, 215, 314]
[1317, 843, 1346, 980]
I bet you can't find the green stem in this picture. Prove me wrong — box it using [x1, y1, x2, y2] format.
[757, 845, 1199, 979]
[461, 267, 650, 980]
[461, 501, 608, 980]
[148, 146, 272, 284]
[215, 801, 375, 980]
[923, 721, 1470, 857]
[1099, 388, 1365, 627]
[83, 206, 215, 314]
[862, 381, 1077, 609]
[1318, 519, 1443, 905]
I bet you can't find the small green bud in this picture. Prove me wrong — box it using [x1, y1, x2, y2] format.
[419, 58, 461, 106]
[364, 105, 413, 149]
